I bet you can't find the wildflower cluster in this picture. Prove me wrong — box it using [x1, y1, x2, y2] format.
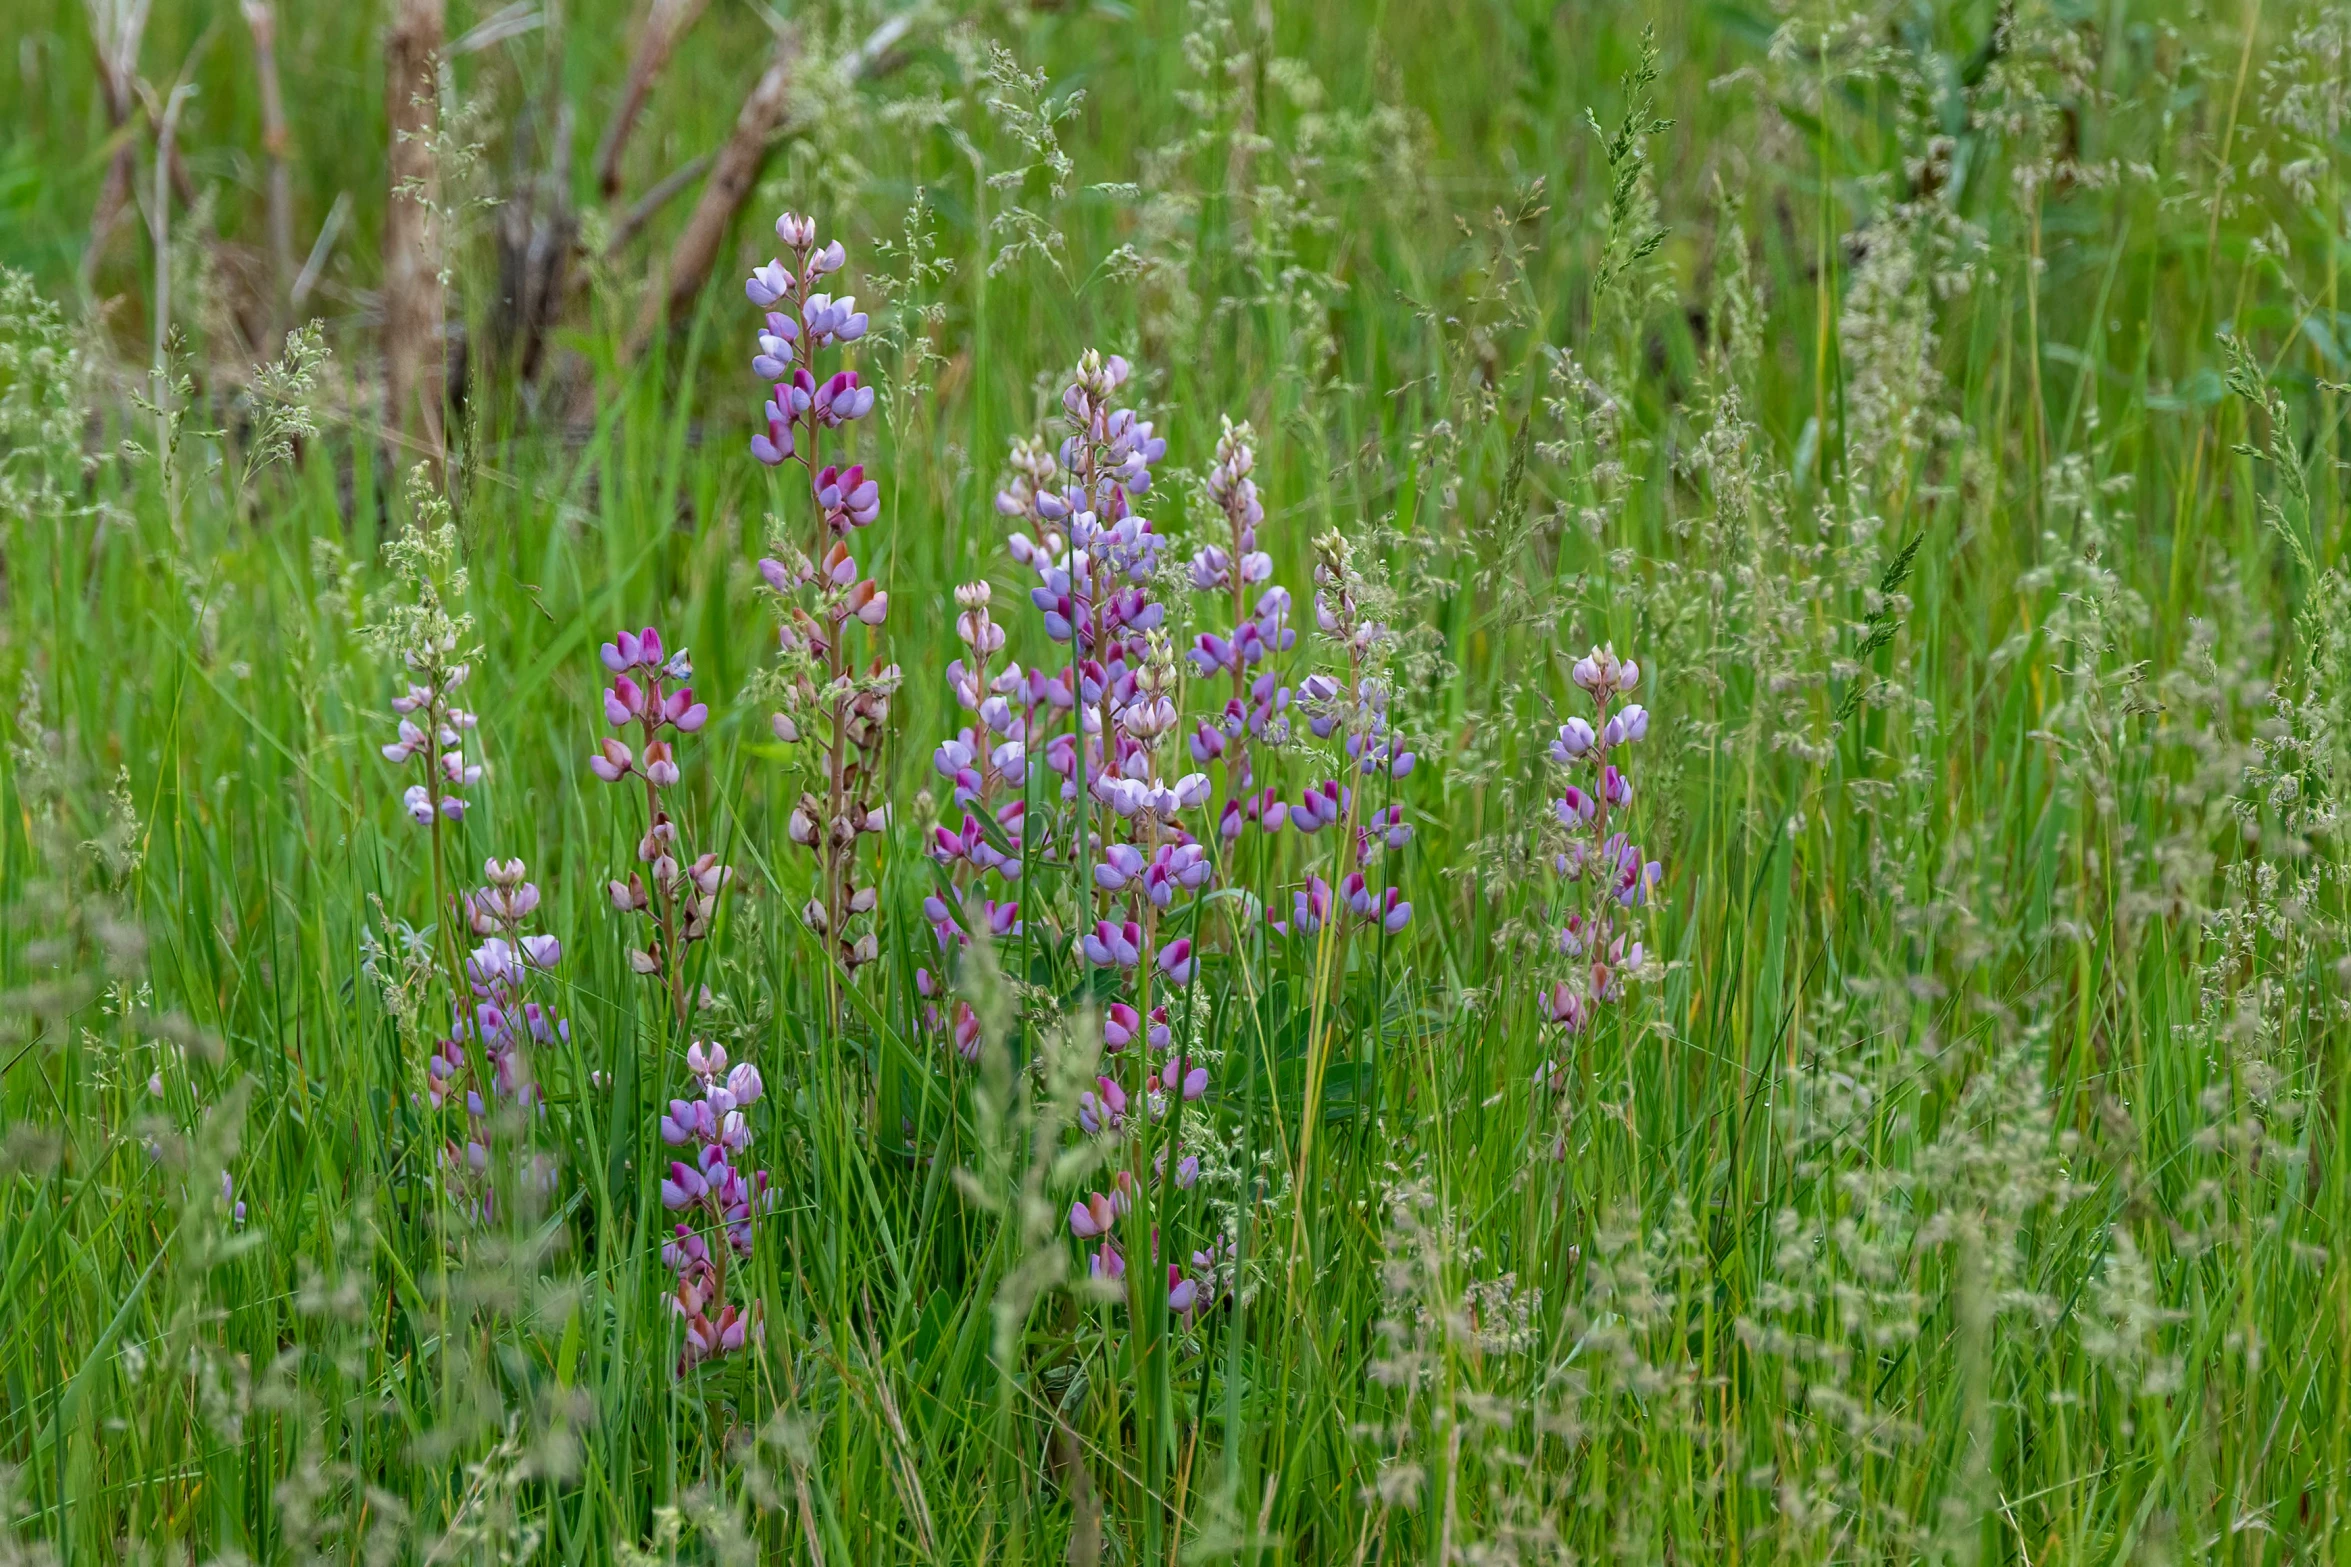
[657, 1039, 770, 1375]
[746, 211, 898, 973]
[1069, 1178, 1231, 1317]
[1536, 645, 1659, 1086]
[962, 350, 1228, 1316]
[589, 626, 729, 1026]
[578, 618, 765, 1372]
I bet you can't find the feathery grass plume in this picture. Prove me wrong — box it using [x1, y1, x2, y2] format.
[113, 1082, 265, 1560]
[978, 44, 1080, 280]
[371, 466, 480, 824]
[0, 270, 88, 534]
[1, 676, 210, 1102]
[1355, 1174, 1573, 1565]
[252, 1203, 415, 1567]
[865, 189, 956, 443]
[1586, 25, 1673, 333]
[2225, 340, 2351, 871]
[232, 317, 328, 509]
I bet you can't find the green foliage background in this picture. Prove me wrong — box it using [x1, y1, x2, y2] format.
[2, 0, 2349, 1561]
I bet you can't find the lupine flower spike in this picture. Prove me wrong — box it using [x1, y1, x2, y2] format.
[371, 469, 550, 1222]
[1187, 418, 1293, 799]
[590, 627, 730, 1026]
[748, 212, 900, 976]
[1534, 644, 1661, 1098]
[1271, 531, 1414, 946]
[374, 471, 482, 835]
[919, 578, 1030, 1032]
[428, 858, 569, 1218]
[658, 1038, 773, 1374]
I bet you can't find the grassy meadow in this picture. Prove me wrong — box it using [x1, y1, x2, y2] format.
[2, 0, 2350, 1560]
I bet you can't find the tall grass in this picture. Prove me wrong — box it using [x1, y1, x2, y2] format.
[1, 0, 2348, 1561]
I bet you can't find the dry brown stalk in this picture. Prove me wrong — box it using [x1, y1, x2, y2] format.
[625, 32, 797, 360]
[384, 0, 447, 461]
[80, 0, 197, 285]
[240, 0, 297, 314]
[490, 99, 578, 387]
[593, 0, 710, 199]
[147, 77, 194, 462]
[604, 150, 713, 259]
[594, 11, 918, 272]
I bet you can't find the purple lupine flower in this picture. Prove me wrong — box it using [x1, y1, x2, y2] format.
[1068, 1179, 1131, 1239]
[1570, 646, 1640, 698]
[1150, 1053, 1209, 1103]
[812, 370, 875, 425]
[1077, 1075, 1130, 1136]
[746, 259, 793, 307]
[1275, 874, 1332, 937]
[949, 1002, 984, 1063]
[1291, 779, 1347, 833]
[752, 314, 798, 379]
[1365, 804, 1413, 851]
[381, 663, 477, 824]
[1084, 920, 1143, 968]
[814, 464, 881, 529]
[1095, 842, 1145, 890]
